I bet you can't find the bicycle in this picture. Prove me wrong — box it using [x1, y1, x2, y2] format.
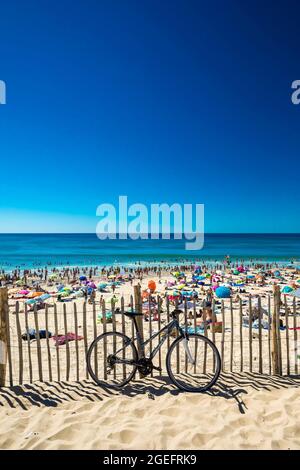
[87, 308, 221, 392]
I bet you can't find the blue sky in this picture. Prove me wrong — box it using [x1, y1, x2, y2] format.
[0, 0, 300, 233]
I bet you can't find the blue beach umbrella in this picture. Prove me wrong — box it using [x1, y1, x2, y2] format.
[281, 286, 294, 293]
[215, 286, 231, 298]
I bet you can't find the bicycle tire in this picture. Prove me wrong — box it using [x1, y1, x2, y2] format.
[87, 331, 138, 389]
[166, 333, 221, 392]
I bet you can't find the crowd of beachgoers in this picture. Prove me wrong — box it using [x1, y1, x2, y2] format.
[1, 258, 300, 324]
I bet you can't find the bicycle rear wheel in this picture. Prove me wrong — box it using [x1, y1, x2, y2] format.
[166, 333, 221, 392]
[87, 332, 138, 389]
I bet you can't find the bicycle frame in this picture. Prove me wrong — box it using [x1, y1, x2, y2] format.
[127, 315, 186, 361]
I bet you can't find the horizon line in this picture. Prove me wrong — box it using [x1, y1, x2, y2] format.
[0, 232, 300, 236]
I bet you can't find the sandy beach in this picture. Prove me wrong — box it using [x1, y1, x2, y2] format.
[0, 373, 299, 450]
[1, 263, 300, 449]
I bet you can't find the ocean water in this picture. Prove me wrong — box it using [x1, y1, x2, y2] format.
[0, 233, 299, 271]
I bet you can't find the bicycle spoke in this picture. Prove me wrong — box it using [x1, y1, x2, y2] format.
[167, 334, 221, 392]
[87, 332, 138, 388]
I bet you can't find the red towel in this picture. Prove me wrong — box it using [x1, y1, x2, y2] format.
[52, 333, 84, 346]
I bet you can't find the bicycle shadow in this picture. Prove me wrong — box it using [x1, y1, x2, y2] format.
[0, 372, 298, 414]
[120, 371, 300, 415]
[120, 374, 247, 413]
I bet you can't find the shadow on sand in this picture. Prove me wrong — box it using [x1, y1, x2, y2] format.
[0, 372, 299, 414]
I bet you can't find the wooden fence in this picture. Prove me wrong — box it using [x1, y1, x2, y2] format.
[0, 285, 299, 387]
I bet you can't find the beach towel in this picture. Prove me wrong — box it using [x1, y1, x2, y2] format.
[52, 332, 84, 346]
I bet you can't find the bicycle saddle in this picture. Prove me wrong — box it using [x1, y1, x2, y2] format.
[171, 309, 183, 317]
[123, 310, 144, 317]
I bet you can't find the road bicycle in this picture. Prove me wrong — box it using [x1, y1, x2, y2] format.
[87, 308, 221, 392]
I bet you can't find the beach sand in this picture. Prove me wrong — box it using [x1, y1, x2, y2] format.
[0, 373, 299, 450]
[2, 266, 300, 449]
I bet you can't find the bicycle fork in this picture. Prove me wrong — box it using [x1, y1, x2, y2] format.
[182, 335, 196, 365]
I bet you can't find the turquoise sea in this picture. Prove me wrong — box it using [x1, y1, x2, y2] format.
[0, 234, 300, 271]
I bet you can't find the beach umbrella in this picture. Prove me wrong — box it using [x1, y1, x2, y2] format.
[274, 270, 281, 278]
[281, 286, 294, 293]
[98, 283, 107, 289]
[148, 280, 156, 291]
[215, 286, 231, 298]
[88, 282, 97, 289]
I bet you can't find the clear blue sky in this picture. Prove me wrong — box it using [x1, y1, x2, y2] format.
[0, 0, 300, 233]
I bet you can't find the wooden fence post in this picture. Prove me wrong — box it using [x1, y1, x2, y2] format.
[0, 288, 8, 387]
[134, 285, 144, 378]
[272, 285, 280, 375]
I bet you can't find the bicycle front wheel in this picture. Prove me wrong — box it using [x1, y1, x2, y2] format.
[166, 333, 221, 392]
[87, 332, 138, 389]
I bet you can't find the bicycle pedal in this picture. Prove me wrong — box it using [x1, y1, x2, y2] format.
[152, 365, 162, 372]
